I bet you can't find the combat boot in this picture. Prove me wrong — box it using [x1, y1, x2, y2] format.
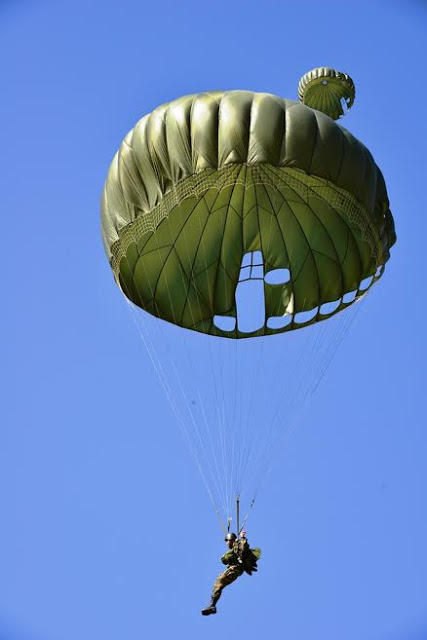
[201, 597, 217, 615]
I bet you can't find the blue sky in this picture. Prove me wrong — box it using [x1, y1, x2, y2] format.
[2, 1, 427, 639]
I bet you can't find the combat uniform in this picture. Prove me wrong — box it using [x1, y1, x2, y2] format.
[202, 536, 259, 615]
[212, 542, 246, 602]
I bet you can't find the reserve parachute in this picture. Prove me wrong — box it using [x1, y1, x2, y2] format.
[101, 67, 395, 529]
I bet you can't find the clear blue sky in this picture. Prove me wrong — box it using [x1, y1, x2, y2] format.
[2, 1, 427, 639]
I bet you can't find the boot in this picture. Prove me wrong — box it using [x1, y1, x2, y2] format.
[201, 597, 217, 616]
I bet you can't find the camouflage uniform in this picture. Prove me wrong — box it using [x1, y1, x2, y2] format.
[202, 535, 259, 615]
[211, 537, 252, 604]
[212, 559, 244, 602]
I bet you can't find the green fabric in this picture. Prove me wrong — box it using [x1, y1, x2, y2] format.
[298, 67, 355, 120]
[221, 550, 237, 566]
[251, 547, 261, 560]
[101, 89, 396, 338]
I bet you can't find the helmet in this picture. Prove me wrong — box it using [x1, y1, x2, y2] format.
[225, 532, 237, 542]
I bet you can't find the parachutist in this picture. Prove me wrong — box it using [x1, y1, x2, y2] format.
[201, 531, 260, 616]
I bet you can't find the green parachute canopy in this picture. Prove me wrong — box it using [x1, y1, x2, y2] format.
[101, 68, 395, 338]
[298, 67, 355, 120]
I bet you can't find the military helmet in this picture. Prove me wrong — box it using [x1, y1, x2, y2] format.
[225, 532, 237, 542]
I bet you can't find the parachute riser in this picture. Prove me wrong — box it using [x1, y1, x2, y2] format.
[236, 495, 240, 537]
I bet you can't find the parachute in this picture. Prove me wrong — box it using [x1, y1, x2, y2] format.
[101, 68, 396, 530]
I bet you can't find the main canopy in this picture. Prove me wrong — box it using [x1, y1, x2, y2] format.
[101, 76, 395, 338]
